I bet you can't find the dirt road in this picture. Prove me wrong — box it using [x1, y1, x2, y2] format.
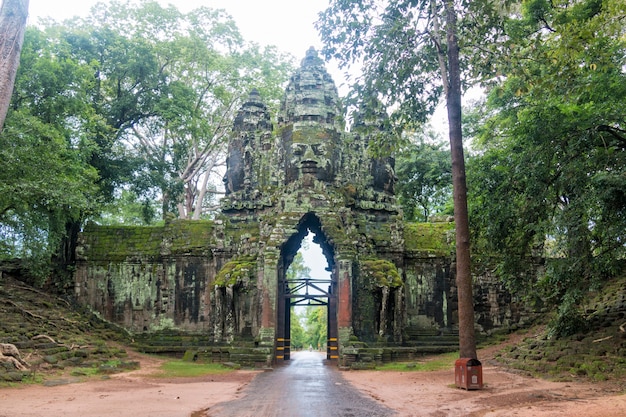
[1, 348, 624, 417]
[0, 354, 257, 417]
[343, 363, 626, 417]
[205, 351, 394, 417]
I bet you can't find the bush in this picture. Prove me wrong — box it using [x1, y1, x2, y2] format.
[549, 308, 588, 339]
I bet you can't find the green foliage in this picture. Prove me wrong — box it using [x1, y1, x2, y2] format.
[548, 305, 589, 339]
[467, 0, 626, 336]
[286, 251, 311, 282]
[396, 132, 452, 221]
[304, 306, 328, 350]
[360, 259, 402, 288]
[318, 0, 441, 127]
[0, 107, 99, 282]
[72, 0, 295, 220]
[289, 308, 307, 350]
[97, 190, 158, 225]
[317, 0, 509, 128]
[215, 256, 257, 287]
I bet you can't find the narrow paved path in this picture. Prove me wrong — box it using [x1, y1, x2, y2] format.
[206, 351, 395, 417]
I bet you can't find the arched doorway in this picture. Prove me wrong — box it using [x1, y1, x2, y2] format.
[275, 213, 338, 363]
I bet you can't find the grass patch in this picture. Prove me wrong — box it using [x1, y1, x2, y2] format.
[375, 352, 458, 372]
[68, 359, 136, 377]
[70, 367, 101, 377]
[0, 373, 44, 387]
[153, 360, 232, 378]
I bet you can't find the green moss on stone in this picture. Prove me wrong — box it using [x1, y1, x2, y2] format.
[81, 224, 164, 261]
[215, 256, 257, 287]
[80, 220, 217, 261]
[220, 217, 261, 247]
[165, 220, 215, 254]
[403, 222, 454, 256]
[360, 259, 402, 288]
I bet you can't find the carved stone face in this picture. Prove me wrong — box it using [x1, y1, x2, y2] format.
[223, 137, 246, 194]
[278, 49, 342, 186]
[371, 156, 396, 195]
[285, 129, 336, 183]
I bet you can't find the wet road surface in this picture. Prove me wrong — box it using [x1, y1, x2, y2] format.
[206, 351, 395, 417]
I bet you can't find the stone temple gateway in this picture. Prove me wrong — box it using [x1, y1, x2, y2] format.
[74, 49, 530, 366]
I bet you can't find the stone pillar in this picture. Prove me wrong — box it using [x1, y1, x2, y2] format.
[327, 280, 338, 361]
[336, 257, 353, 351]
[258, 252, 278, 349]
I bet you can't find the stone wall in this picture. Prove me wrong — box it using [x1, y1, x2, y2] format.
[75, 221, 219, 335]
[74, 218, 534, 356]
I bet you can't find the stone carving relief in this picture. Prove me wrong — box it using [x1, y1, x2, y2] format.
[223, 89, 272, 196]
[222, 47, 400, 211]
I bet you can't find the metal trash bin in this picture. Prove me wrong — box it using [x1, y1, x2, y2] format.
[455, 358, 483, 390]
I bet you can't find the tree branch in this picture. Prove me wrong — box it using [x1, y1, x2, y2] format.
[597, 124, 626, 148]
[429, 0, 449, 97]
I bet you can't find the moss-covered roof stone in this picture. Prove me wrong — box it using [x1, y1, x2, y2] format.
[403, 222, 455, 257]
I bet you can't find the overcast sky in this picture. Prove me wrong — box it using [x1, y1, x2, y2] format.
[29, 1, 330, 64]
[29, 0, 349, 99]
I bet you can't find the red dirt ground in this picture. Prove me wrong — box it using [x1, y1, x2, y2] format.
[0, 347, 624, 417]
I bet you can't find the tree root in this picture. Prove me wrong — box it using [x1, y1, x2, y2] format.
[0, 343, 29, 370]
[10, 283, 71, 307]
[31, 334, 88, 350]
[2, 299, 45, 320]
[32, 334, 59, 344]
[592, 335, 613, 343]
[1, 299, 58, 327]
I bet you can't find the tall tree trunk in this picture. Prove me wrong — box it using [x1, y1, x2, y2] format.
[51, 219, 82, 294]
[0, 0, 28, 132]
[443, 0, 477, 359]
[192, 170, 211, 220]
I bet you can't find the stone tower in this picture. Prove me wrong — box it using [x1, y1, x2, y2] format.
[219, 47, 404, 361]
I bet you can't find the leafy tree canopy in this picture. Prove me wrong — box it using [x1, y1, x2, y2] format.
[396, 129, 452, 222]
[467, 0, 626, 336]
[317, 0, 511, 130]
[0, 0, 294, 284]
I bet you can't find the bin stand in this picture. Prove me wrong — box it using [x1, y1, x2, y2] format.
[455, 358, 483, 390]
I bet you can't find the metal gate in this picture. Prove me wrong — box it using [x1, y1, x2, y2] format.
[276, 277, 337, 362]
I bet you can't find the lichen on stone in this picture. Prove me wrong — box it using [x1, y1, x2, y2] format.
[214, 256, 257, 287]
[360, 259, 403, 289]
